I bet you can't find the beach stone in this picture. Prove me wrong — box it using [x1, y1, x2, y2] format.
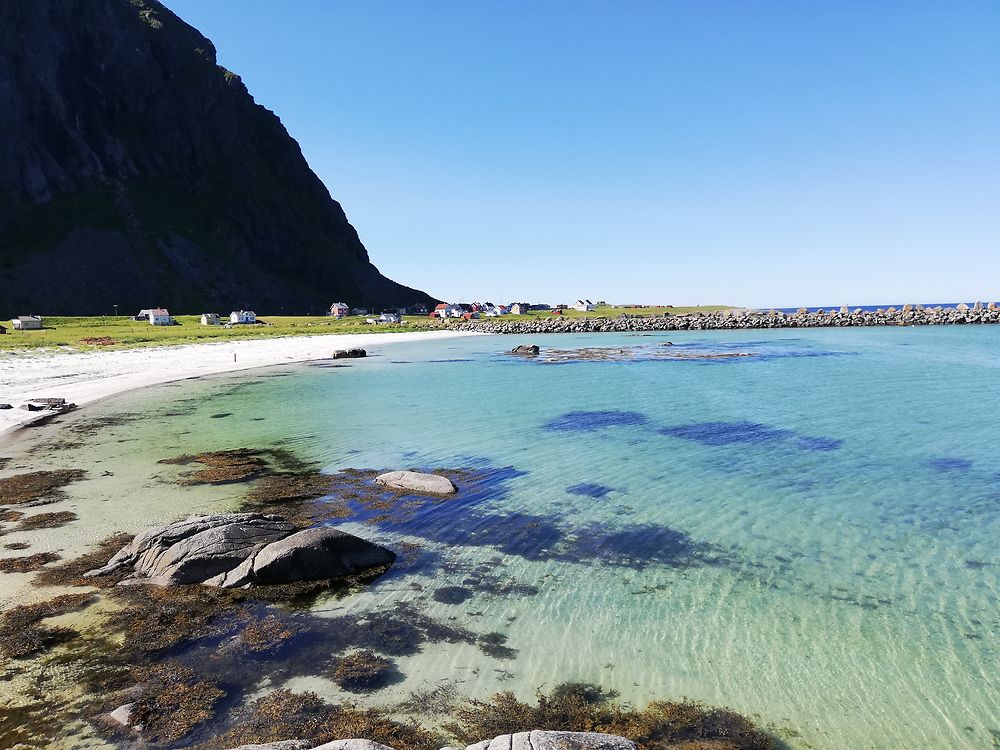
[374, 470, 457, 495]
[225, 743, 312, 750]
[106, 702, 136, 728]
[466, 731, 636, 750]
[510, 344, 540, 355]
[84, 513, 394, 587]
[956, 303, 969, 311]
[316, 741, 399, 750]
[0, 404, 11, 409]
[332, 348, 367, 359]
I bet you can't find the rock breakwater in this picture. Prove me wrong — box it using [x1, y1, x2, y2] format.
[455, 305, 1000, 334]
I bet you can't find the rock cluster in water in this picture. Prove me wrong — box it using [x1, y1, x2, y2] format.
[455, 304, 1000, 334]
[84, 513, 395, 587]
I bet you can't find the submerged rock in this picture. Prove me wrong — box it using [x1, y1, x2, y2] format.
[374, 470, 457, 495]
[84, 513, 394, 587]
[466, 733, 636, 750]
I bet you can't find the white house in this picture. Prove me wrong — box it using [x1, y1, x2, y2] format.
[432, 303, 463, 318]
[149, 308, 172, 326]
[11, 315, 43, 330]
[379, 312, 401, 324]
[329, 302, 350, 318]
[134, 309, 152, 321]
[230, 310, 256, 324]
[200, 313, 220, 326]
[509, 303, 530, 315]
[573, 299, 596, 312]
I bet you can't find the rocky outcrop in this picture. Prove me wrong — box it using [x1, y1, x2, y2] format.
[0, 0, 438, 315]
[453, 305, 1000, 334]
[510, 344, 540, 355]
[374, 471, 457, 495]
[331, 348, 367, 359]
[84, 513, 394, 587]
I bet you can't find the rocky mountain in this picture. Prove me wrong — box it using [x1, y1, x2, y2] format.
[0, 0, 438, 315]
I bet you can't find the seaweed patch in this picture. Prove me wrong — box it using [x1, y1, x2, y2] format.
[928, 458, 973, 472]
[0, 469, 86, 506]
[661, 421, 842, 452]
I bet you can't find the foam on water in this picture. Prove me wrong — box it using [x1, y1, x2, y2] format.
[1, 326, 998, 749]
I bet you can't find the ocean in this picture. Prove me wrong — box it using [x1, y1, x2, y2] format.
[1, 326, 998, 749]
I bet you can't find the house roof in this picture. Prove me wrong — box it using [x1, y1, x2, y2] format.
[150, 308, 169, 315]
[434, 303, 450, 310]
[17, 315, 42, 321]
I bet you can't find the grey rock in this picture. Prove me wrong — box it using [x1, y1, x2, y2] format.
[106, 703, 136, 728]
[374, 470, 457, 495]
[84, 513, 394, 587]
[316, 741, 399, 750]
[249, 527, 395, 585]
[0, 403, 11, 409]
[224, 743, 312, 750]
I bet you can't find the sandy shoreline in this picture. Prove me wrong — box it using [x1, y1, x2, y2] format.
[0, 330, 485, 437]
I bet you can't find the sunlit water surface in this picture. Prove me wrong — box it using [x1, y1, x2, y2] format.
[1, 327, 998, 749]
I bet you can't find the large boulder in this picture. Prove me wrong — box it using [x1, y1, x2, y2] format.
[332, 348, 367, 359]
[85, 513, 394, 588]
[374, 470, 457, 495]
[465, 732, 636, 750]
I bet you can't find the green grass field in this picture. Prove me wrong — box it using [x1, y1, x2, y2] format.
[0, 306, 734, 352]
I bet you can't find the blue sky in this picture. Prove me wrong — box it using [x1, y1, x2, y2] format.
[166, 1, 999, 307]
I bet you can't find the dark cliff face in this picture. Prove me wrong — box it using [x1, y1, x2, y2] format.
[0, 0, 437, 315]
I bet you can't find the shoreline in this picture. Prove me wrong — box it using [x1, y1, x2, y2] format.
[0, 330, 485, 437]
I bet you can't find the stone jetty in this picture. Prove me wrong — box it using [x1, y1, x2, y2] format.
[452, 304, 1000, 334]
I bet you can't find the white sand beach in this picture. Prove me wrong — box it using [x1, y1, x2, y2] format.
[0, 330, 484, 437]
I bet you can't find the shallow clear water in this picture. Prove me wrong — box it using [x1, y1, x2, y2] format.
[2, 327, 998, 749]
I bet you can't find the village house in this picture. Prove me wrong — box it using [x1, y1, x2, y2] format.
[230, 310, 256, 324]
[573, 299, 596, 312]
[149, 308, 172, 325]
[351, 307, 369, 316]
[379, 312, 401, 324]
[432, 303, 463, 318]
[329, 302, 350, 318]
[134, 309, 152, 321]
[200, 313, 220, 326]
[509, 303, 530, 315]
[11, 315, 43, 330]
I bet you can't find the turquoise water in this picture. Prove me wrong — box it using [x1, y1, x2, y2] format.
[3, 327, 999, 749]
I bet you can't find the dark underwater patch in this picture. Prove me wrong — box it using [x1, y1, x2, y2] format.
[660, 421, 842, 452]
[544, 410, 649, 431]
[433, 585, 474, 604]
[660, 421, 793, 446]
[796, 436, 844, 451]
[929, 458, 973, 472]
[567, 483, 614, 498]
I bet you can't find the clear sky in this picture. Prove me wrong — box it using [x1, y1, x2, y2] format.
[166, 1, 999, 308]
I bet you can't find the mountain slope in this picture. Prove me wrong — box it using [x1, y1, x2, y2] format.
[0, 0, 437, 315]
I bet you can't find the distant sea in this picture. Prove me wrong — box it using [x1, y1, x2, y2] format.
[770, 302, 985, 313]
